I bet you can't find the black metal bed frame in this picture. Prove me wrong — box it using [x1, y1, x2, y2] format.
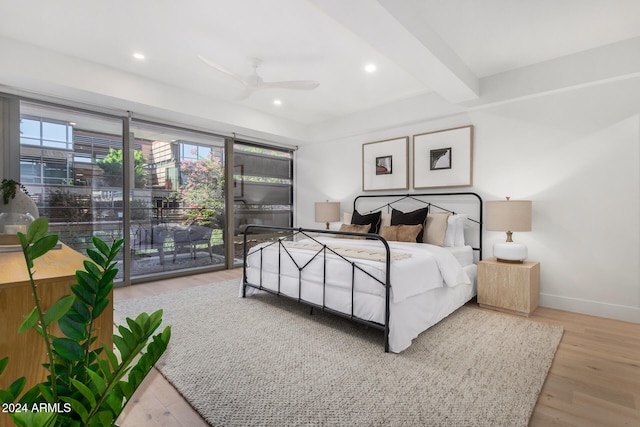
[242, 192, 483, 353]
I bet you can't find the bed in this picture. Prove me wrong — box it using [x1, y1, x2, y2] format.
[241, 192, 483, 353]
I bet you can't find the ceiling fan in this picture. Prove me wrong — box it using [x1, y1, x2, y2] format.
[198, 55, 320, 101]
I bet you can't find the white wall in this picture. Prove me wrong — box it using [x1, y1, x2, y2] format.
[296, 77, 640, 323]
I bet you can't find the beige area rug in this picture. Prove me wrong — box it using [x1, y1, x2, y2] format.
[114, 280, 563, 426]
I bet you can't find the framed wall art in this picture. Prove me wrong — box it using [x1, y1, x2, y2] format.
[413, 125, 473, 189]
[362, 137, 409, 191]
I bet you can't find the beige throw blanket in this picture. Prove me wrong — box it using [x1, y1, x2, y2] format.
[281, 241, 411, 262]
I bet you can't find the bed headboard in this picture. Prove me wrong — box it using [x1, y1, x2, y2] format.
[353, 192, 483, 260]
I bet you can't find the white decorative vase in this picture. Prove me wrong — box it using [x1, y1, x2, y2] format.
[0, 184, 39, 235]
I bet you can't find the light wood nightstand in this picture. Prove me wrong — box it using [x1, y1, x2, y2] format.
[477, 257, 540, 316]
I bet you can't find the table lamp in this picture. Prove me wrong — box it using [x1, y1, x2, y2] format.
[485, 197, 532, 263]
[315, 201, 340, 230]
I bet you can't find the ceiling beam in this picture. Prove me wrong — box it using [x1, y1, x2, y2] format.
[310, 0, 479, 103]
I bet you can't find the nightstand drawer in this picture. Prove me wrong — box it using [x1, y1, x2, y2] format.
[477, 258, 540, 316]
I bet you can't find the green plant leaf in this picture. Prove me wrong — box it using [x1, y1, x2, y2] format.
[9, 410, 57, 427]
[109, 238, 124, 257]
[98, 268, 118, 288]
[26, 234, 59, 262]
[85, 369, 107, 394]
[103, 345, 119, 371]
[18, 307, 39, 333]
[92, 236, 111, 257]
[60, 396, 89, 423]
[43, 295, 75, 326]
[125, 317, 143, 338]
[104, 392, 123, 417]
[92, 298, 110, 320]
[52, 337, 84, 362]
[83, 260, 103, 280]
[0, 356, 8, 374]
[116, 380, 134, 400]
[68, 300, 91, 323]
[70, 378, 97, 408]
[26, 217, 49, 243]
[118, 324, 136, 350]
[17, 384, 43, 405]
[90, 410, 115, 427]
[96, 281, 114, 302]
[8, 376, 26, 399]
[86, 248, 106, 268]
[76, 270, 99, 293]
[112, 335, 130, 358]
[36, 383, 53, 403]
[58, 315, 87, 341]
[71, 283, 95, 306]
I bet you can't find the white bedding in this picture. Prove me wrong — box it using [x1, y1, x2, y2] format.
[242, 237, 476, 352]
[446, 245, 474, 267]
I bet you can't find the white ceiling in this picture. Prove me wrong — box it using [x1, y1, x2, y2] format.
[1, 0, 639, 140]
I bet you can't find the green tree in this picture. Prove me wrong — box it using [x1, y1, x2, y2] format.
[178, 151, 224, 227]
[97, 149, 147, 188]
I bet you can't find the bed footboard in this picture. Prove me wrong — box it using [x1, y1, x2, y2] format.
[242, 225, 392, 352]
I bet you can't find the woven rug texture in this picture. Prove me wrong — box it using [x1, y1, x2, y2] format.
[114, 280, 563, 426]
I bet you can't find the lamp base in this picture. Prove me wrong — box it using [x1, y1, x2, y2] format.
[493, 242, 528, 263]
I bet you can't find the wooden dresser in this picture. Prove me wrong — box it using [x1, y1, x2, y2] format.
[0, 243, 113, 397]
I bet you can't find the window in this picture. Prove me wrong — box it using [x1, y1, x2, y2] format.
[129, 121, 226, 278]
[9, 97, 295, 284]
[19, 101, 125, 279]
[233, 142, 294, 265]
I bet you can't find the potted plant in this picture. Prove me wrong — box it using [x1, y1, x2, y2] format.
[1, 179, 30, 205]
[0, 218, 171, 426]
[0, 179, 39, 236]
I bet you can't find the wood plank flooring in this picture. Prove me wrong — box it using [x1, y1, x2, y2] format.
[114, 268, 640, 426]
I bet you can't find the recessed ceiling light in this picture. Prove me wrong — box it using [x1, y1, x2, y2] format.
[364, 63, 377, 73]
[273, 99, 282, 106]
[133, 52, 145, 60]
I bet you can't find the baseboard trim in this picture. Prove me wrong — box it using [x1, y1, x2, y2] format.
[540, 293, 640, 323]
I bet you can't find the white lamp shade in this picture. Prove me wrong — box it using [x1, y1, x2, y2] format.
[314, 201, 340, 224]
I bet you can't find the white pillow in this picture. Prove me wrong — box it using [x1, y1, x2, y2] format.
[343, 211, 352, 224]
[444, 214, 458, 247]
[443, 214, 468, 247]
[454, 214, 467, 247]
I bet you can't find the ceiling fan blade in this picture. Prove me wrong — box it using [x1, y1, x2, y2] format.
[258, 80, 320, 90]
[234, 88, 255, 101]
[197, 55, 249, 88]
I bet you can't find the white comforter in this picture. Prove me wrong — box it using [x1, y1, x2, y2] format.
[242, 236, 475, 352]
[244, 237, 471, 303]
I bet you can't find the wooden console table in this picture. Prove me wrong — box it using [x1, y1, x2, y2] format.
[0, 243, 113, 398]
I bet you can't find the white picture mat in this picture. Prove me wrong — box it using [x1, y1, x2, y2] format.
[413, 126, 473, 189]
[362, 137, 408, 191]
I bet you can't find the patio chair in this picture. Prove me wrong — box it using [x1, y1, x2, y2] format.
[173, 224, 213, 262]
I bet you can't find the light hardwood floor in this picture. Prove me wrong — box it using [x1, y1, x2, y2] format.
[115, 268, 640, 426]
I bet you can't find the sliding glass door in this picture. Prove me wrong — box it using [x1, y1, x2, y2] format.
[232, 142, 293, 266]
[20, 101, 126, 279]
[11, 97, 294, 284]
[128, 121, 226, 279]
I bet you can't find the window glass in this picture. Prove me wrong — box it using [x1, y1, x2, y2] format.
[129, 121, 226, 278]
[19, 101, 125, 280]
[233, 142, 294, 266]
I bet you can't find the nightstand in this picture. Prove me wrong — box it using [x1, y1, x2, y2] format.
[477, 257, 540, 316]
